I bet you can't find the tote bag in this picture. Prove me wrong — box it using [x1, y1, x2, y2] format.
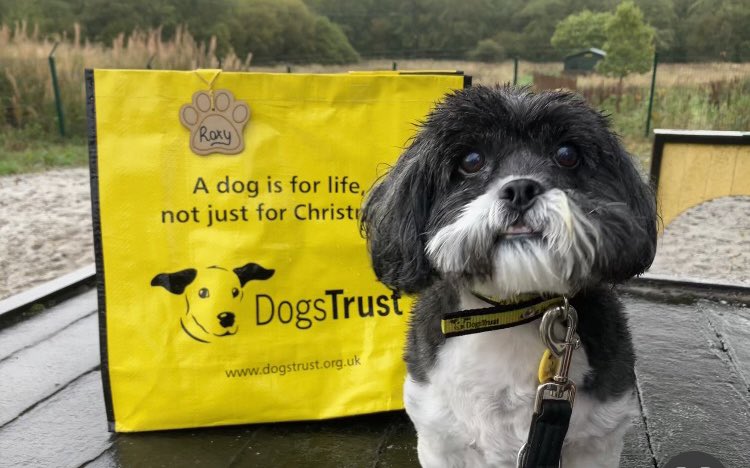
[86, 68, 469, 431]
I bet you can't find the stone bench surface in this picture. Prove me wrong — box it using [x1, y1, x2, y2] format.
[1, 288, 749, 468]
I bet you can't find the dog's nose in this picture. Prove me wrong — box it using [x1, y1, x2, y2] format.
[499, 179, 545, 212]
[218, 312, 235, 328]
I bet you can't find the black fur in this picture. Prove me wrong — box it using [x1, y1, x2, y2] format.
[360, 136, 439, 294]
[361, 86, 657, 292]
[362, 86, 656, 401]
[571, 286, 636, 400]
[403, 280, 457, 382]
[404, 281, 635, 400]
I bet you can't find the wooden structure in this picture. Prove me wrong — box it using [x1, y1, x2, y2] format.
[650, 129, 750, 233]
[563, 48, 606, 73]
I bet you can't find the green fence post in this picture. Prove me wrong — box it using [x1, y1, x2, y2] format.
[513, 57, 519, 86]
[392, 61, 398, 71]
[48, 42, 65, 137]
[644, 52, 658, 138]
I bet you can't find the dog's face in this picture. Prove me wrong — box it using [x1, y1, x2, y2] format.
[151, 263, 274, 343]
[181, 267, 244, 337]
[362, 86, 657, 296]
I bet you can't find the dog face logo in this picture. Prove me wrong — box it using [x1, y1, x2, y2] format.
[151, 262, 274, 343]
[179, 89, 250, 156]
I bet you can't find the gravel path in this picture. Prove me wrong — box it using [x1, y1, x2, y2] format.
[0, 168, 747, 299]
[1, 168, 94, 299]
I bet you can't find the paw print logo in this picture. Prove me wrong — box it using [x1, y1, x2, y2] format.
[179, 89, 250, 155]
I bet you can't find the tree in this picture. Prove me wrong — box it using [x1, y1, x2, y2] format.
[77, 0, 180, 44]
[0, 0, 78, 37]
[597, 1, 655, 110]
[550, 10, 610, 53]
[678, 0, 750, 62]
[514, 0, 615, 60]
[468, 39, 506, 62]
[228, 0, 358, 64]
[632, 0, 676, 52]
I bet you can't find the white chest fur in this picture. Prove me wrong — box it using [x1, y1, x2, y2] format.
[403, 296, 637, 468]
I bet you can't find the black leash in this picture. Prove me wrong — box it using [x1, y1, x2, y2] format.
[517, 399, 572, 468]
[440, 292, 579, 468]
[517, 299, 579, 468]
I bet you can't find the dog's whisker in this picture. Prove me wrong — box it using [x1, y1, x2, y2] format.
[586, 201, 629, 215]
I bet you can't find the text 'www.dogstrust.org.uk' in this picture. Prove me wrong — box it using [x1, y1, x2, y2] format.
[224, 354, 362, 378]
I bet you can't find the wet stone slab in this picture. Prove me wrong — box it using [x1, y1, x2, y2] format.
[625, 294, 750, 467]
[1, 288, 748, 468]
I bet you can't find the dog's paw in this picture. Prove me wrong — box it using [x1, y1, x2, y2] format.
[179, 90, 250, 155]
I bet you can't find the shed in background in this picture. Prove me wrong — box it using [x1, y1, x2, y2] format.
[564, 48, 606, 73]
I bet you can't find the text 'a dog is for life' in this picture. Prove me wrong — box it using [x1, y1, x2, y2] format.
[160, 174, 364, 227]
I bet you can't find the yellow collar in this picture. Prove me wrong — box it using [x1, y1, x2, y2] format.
[440, 293, 565, 338]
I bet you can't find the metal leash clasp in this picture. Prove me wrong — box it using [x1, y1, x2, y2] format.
[542, 299, 579, 376]
[516, 297, 580, 468]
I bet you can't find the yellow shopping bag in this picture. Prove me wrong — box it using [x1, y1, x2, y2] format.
[86, 69, 469, 432]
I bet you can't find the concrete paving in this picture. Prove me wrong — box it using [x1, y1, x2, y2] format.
[1, 288, 749, 467]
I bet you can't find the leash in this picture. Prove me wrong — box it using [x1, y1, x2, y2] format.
[440, 293, 580, 468]
[517, 298, 579, 468]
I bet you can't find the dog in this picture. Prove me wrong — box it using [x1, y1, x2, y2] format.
[361, 86, 657, 467]
[151, 262, 274, 343]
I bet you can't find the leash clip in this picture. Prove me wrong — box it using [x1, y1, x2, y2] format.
[517, 297, 579, 468]
[539, 297, 580, 386]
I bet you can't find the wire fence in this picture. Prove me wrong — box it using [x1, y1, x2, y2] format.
[1, 31, 749, 161]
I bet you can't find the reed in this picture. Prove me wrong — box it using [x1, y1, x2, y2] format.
[0, 22, 250, 137]
[1, 23, 749, 173]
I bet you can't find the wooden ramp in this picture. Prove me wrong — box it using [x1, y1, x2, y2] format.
[650, 129, 750, 234]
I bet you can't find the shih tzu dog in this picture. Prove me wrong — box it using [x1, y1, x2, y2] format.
[361, 86, 656, 467]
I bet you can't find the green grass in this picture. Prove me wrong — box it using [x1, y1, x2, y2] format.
[0, 131, 86, 175]
[1, 63, 748, 176]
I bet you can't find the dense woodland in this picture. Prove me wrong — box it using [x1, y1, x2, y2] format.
[0, 0, 749, 63]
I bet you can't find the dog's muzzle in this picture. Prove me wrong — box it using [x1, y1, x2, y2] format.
[499, 178, 545, 214]
[218, 312, 235, 328]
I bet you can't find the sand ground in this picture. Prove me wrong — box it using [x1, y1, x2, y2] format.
[1, 168, 94, 298]
[0, 168, 747, 299]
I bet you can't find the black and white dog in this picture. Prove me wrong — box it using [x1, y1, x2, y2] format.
[361, 86, 656, 467]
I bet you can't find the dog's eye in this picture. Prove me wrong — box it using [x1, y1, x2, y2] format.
[459, 152, 485, 174]
[198, 288, 210, 298]
[232, 288, 239, 298]
[554, 145, 579, 168]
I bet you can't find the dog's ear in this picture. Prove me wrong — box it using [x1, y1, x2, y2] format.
[234, 263, 275, 287]
[621, 161, 658, 278]
[597, 137, 658, 282]
[361, 137, 436, 294]
[151, 269, 197, 294]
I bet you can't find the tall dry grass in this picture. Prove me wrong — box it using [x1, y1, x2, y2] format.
[253, 59, 559, 84]
[1, 21, 749, 167]
[256, 59, 750, 168]
[0, 22, 250, 137]
[257, 59, 750, 89]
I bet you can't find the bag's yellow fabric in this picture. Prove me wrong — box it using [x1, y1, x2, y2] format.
[87, 69, 467, 432]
